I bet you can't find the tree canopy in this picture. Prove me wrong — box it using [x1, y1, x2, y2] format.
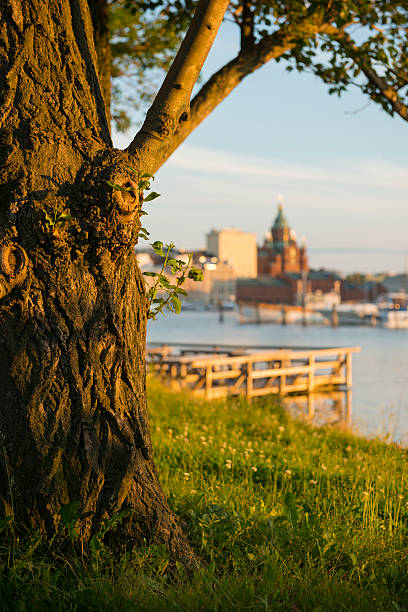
[105, 0, 408, 145]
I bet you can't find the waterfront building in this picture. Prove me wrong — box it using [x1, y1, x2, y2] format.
[258, 204, 308, 276]
[207, 228, 257, 279]
[237, 201, 341, 306]
[183, 255, 236, 305]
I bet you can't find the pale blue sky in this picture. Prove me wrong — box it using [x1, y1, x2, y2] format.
[113, 21, 408, 274]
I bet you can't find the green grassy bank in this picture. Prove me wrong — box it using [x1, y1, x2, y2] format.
[1, 377, 408, 611]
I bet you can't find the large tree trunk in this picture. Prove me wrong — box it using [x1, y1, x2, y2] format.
[0, 0, 193, 562]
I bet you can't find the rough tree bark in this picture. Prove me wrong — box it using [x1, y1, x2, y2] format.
[89, 0, 111, 121]
[0, 0, 228, 561]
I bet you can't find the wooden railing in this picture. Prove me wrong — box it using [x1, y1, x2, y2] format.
[147, 345, 360, 401]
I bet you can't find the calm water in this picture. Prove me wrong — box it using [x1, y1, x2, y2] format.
[147, 311, 408, 444]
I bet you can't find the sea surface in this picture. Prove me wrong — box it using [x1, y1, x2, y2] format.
[147, 311, 408, 444]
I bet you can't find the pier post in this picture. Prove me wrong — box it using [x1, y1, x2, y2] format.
[218, 300, 224, 323]
[332, 304, 338, 327]
[238, 302, 244, 322]
[308, 356, 315, 393]
[256, 304, 261, 324]
[170, 364, 178, 390]
[302, 305, 307, 326]
[346, 351, 352, 387]
[180, 363, 187, 387]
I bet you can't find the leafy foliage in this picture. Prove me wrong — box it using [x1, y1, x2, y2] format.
[109, 0, 190, 130]
[106, 170, 203, 318]
[43, 207, 73, 235]
[58, 501, 81, 540]
[144, 241, 203, 319]
[108, 1, 408, 131]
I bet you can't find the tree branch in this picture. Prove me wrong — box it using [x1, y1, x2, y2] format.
[127, 0, 230, 172]
[148, 19, 333, 173]
[331, 30, 408, 122]
[240, 1, 254, 53]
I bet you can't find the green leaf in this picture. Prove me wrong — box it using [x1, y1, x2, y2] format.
[144, 191, 161, 202]
[138, 180, 151, 190]
[158, 275, 170, 287]
[89, 535, 104, 555]
[138, 227, 150, 240]
[168, 258, 183, 273]
[171, 294, 182, 314]
[152, 240, 165, 256]
[142, 271, 157, 277]
[188, 268, 204, 282]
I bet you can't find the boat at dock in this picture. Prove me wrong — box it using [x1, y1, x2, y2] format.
[238, 301, 378, 326]
[378, 305, 408, 329]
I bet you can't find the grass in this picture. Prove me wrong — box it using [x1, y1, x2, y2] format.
[1, 376, 408, 611]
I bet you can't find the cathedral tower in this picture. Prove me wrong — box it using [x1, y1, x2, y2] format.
[258, 199, 308, 276]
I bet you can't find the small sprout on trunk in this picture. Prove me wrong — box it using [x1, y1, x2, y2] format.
[143, 243, 203, 319]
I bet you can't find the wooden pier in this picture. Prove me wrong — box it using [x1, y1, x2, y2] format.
[147, 343, 360, 401]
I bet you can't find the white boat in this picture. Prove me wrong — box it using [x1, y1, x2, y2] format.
[379, 306, 408, 329]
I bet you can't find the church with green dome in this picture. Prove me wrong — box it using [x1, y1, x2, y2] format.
[258, 202, 308, 276]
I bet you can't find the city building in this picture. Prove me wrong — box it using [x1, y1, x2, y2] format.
[207, 228, 257, 278]
[138, 201, 389, 310]
[381, 273, 408, 294]
[258, 203, 308, 276]
[237, 201, 341, 306]
[341, 279, 387, 303]
[183, 255, 236, 305]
